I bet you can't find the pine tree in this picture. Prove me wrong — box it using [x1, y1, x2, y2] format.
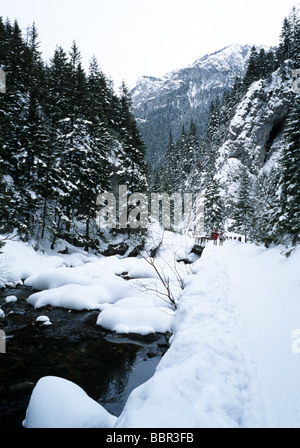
[257, 48, 268, 79]
[253, 167, 281, 246]
[0, 17, 150, 246]
[278, 94, 300, 245]
[243, 46, 260, 88]
[115, 81, 148, 193]
[16, 93, 53, 236]
[199, 99, 221, 176]
[204, 174, 224, 233]
[88, 56, 114, 127]
[231, 166, 255, 240]
[164, 131, 179, 193]
[26, 22, 45, 97]
[277, 18, 292, 64]
[289, 6, 300, 66]
[266, 49, 277, 75]
[180, 120, 199, 188]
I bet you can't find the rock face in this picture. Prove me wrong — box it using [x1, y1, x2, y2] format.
[131, 44, 253, 166]
[214, 60, 296, 219]
[217, 61, 295, 176]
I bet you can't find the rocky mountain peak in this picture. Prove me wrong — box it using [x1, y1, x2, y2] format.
[131, 44, 255, 166]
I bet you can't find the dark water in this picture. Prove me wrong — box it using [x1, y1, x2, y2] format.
[0, 286, 168, 428]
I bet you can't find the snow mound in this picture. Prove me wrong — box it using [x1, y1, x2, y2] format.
[23, 376, 117, 428]
[27, 282, 125, 311]
[96, 297, 175, 335]
[5, 295, 17, 303]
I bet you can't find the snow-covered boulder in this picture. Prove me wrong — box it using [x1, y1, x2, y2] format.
[23, 376, 117, 428]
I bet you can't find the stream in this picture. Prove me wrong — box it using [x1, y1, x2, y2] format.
[0, 285, 169, 428]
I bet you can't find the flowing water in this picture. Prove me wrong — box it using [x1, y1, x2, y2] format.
[0, 286, 169, 428]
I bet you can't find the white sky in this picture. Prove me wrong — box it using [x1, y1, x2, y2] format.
[1, 0, 298, 88]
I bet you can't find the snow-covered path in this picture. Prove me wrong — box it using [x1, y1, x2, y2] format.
[115, 241, 300, 428]
[221, 242, 300, 428]
[115, 242, 263, 428]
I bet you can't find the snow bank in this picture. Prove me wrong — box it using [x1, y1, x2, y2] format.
[23, 229, 192, 334]
[23, 240, 300, 428]
[0, 238, 96, 288]
[23, 376, 117, 428]
[115, 243, 259, 428]
[27, 280, 131, 311]
[96, 297, 175, 335]
[1, 240, 64, 281]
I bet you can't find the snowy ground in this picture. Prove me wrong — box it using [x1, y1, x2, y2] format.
[1, 232, 300, 428]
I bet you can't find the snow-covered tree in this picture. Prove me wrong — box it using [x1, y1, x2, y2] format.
[204, 174, 224, 234]
[278, 94, 300, 245]
[231, 166, 255, 240]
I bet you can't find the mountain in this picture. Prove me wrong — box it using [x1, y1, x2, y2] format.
[131, 44, 255, 166]
[213, 59, 297, 243]
[217, 62, 295, 175]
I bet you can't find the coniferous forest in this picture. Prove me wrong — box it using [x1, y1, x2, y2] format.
[0, 7, 300, 250]
[1, 5, 300, 430]
[0, 18, 148, 251]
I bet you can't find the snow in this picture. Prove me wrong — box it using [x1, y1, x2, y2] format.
[132, 44, 251, 109]
[0, 239, 94, 288]
[2, 233, 300, 428]
[115, 242, 260, 428]
[222, 242, 300, 427]
[36, 316, 52, 326]
[96, 297, 175, 335]
[5, 295, 17, 303]
[23, 376, 117, 428]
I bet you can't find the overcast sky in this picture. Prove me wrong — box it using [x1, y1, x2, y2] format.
[1, 0, 298, 88]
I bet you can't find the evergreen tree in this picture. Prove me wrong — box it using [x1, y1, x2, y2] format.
[185, 120, 201, 193]
[199, 99, 221, 176]
[253, 167, 281, 246]
[0, 17, 150, 247]
[181, 120, 199, 187]
[243, 46, 260, 88]
[257, 48, 268, 79]
[278, 94, 300, 245]
[277, 17, 292, 64]
[164, 131, 180, 193]
[115, 81, 148, 193]
[289, 6, 300, 66]
[17, 93, 52, 236]
[204, 174, 224, 233]
[231, 166, 255, 240]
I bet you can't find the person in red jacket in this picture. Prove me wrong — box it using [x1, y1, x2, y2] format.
[212, 229, 219, 245]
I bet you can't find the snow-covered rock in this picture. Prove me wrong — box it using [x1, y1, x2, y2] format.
[23, 376, 117, 428]
[5, 295, 17, 303]
[217, 61, 295, 173]
[96, 297, 175, 335]
[215, 60, 296, 212]
[36, 316, 52, 326]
